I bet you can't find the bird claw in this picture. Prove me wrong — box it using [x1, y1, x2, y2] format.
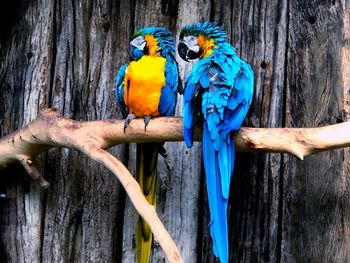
[144, 115, 151, 131]
[124, 114, 136, 133]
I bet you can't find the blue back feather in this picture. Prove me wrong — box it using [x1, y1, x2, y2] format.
[158, 60, 178, 116]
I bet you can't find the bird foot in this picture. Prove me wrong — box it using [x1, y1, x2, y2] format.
[144, 115, 151, 131]
[124, 114, 136, 133]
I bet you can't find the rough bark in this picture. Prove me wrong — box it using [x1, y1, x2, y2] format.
[281, 1, 350, 262]
[0, 0, 349, 263]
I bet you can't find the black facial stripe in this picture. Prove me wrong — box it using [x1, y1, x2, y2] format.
[143, 44, 149, 55]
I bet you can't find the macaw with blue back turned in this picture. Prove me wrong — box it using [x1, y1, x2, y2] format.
[116, 27, 179, 263]
[178, 22, 254, 263]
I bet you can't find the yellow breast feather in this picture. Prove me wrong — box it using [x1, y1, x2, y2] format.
[124, 56, 166, 117]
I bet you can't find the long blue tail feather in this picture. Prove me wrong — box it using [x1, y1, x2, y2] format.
[183, 100, 194, 147]
[218, 132, 234, 199]
[183, 127, 193, 148]
[203, 124, 234, 263]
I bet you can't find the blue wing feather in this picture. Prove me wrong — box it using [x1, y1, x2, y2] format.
[116, 64, 128, 118]
[199, 70, 210, 88]
[182, 59, 210, 147]
[158, 60, 178, 116]
[183, 101, 194, 147]
[218, 61, 254, 133]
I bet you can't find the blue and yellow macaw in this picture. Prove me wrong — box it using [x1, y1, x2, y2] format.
[178, 22, 254, 263]
[116, 27, 179, 263]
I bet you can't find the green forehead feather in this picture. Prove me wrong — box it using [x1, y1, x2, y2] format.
[131, 31, 143, 39]
[180, 22, 227, 43]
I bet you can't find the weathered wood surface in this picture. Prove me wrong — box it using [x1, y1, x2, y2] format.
[282, 1, 350, 262]
[0, 0, 349, 263]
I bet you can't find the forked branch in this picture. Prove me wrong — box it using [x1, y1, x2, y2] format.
[1, 109, 350, 262]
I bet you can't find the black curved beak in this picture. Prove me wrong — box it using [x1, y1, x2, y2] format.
[187, 49, 202, 60]
[178, 41, 202, 62]
[178, 41, 189, 62]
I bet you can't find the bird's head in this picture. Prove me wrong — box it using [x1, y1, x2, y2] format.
[129, 27, 175, 60]
[178, 22, 227, 62]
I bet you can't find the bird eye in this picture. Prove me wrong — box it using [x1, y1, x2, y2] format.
[184, 35, 197, 45]
[189, 36, 197, 43]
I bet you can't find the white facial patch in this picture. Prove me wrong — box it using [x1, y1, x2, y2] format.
[130, 36, 146, 50]
[183, 35, 200, 53]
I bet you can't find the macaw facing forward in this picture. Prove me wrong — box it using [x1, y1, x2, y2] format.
[178, 22, 254, 263]
[116, 27, 178, 263]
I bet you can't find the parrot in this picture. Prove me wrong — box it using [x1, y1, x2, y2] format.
[116, 27, 179, 263]
[178, 22, 254, 263]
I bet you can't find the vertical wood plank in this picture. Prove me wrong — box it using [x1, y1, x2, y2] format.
[282, 1, 348, 262]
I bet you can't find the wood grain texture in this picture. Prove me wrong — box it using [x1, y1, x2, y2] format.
[282, 1, 349, 262]
[1, 1, 125, 262]
[0, 0, 349, 262]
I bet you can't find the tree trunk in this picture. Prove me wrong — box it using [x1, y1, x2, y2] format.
[0, 0, 348, 262]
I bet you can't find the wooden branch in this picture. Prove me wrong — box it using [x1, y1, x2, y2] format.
[235, 124, 350, 160]
[1, 108, 350, 261]
[1, 109, 349, 169]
